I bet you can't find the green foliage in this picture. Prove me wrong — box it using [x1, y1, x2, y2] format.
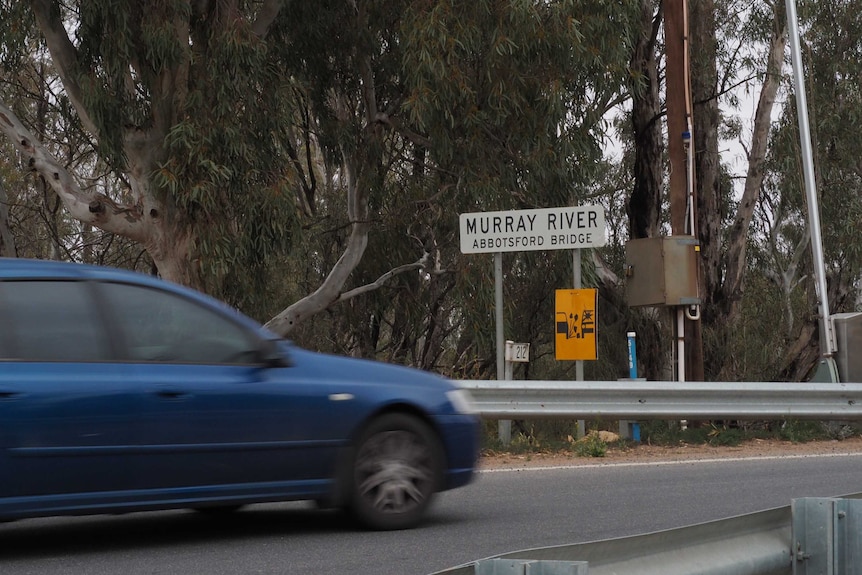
[481, 419, 862, 462]
[398, 0, 635, 210]
[482, 419, 585, 455]
[574, 431, 608, 457]
[14, 0, 861, 385]
[638, 419, 845, 446]
[0, 1, 35, 72]
[777, 420, 830, 443]
[273, 0, 640, 369]
[637, 420, 748, 446]
[689, 0, 862, 381]
[821, 422, 858, 441]
[482, 421, 543, 455]
[705, 426, 746, 447]
[148, 9, 299, 309]
[635, 420, 679, 444]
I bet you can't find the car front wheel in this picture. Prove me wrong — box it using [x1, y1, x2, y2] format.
[348, 413, 442, 530]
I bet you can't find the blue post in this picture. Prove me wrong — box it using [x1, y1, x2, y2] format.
[626, 332, 641, 442]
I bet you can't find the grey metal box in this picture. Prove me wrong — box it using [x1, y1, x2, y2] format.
[625, 236, 700, 307]
[834, 312, 862, 383]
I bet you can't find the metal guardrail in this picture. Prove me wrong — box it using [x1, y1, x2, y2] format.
[455, 380, 862, 420]
[443, 379, 862, 574]
[430, 493, 862, 575]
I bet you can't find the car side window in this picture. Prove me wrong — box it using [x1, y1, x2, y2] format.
[0, 280, 112, 362]
[99, 282, 260, 364]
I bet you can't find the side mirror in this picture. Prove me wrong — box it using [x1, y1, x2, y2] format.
[258, 338, 291, 368]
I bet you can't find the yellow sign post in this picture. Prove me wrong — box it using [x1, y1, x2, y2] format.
[555, 289, 598, 360]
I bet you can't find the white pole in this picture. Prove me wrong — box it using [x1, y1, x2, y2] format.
[785, 0, 836, 355]
[677, 308, 686, 382]
[677, 307, 687, 430]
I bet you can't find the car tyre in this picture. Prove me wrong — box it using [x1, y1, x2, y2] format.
[348, 413, 442, 530]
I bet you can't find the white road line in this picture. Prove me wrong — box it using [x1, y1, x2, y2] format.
[478, 451, 862, 473]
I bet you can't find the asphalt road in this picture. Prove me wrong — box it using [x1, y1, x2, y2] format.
[1, 453, 861, 575]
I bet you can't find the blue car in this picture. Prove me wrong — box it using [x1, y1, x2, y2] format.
[0, 258, 479, 530]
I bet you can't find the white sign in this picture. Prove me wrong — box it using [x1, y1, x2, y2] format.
[505, 341, 530, 363]
[459, 205, 606, 254]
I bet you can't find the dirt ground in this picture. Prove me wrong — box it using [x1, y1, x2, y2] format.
[479, 434, 862, 470]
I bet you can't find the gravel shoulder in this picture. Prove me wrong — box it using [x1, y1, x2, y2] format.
[479, 435, 862, 469]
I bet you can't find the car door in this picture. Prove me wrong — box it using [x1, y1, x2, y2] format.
[0, 279, 135, 508]
[97, 281, 318, 499]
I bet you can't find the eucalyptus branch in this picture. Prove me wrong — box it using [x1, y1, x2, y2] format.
[375, 112, 433, 149]
[30, 0, 99, 137]
[336, 253, 430, 302]
[0, 100, 147, 243]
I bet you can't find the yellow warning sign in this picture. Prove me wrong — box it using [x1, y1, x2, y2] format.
[555, 289, 597, 361]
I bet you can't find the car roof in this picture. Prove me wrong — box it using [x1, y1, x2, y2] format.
[0, 257, 142, 280]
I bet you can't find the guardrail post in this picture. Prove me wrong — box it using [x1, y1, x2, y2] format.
[792, 498, 862, 574]
[475, 558, 589, 575]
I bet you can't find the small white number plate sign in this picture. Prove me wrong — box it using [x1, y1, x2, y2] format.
[505, 341, 530, 363]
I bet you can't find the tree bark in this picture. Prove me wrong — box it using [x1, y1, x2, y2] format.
[0, 102, 148, 242]
[627, 0, 663, 240]
[690, 0, 721, 317]
[722, 3, 787, 323]
[18, 1, 197, 284]
[625, 1, 674, 381]
[29, 0, 100, 137]
[0, 178, 16, 257]
[688, 0, 719, 381]
[0, 100, 197, 285]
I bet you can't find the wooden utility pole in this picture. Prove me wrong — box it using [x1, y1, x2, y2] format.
[665, 0, 689, 236]
[665, 0, 705, 382]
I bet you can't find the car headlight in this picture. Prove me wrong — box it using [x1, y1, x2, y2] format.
[446, 388, 478, 415]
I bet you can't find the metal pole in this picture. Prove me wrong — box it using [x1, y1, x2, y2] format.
[573, 250, 586, 439]
[495, 252, 504, 379]
[785, 0, 836, 355]
[677, 308, 686, 382]
[495, 252, 511, 444]
[677, 308, 687, 430]
[499, 346, 513, 444]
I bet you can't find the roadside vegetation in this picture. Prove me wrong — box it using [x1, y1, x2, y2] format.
[2, 2, 862, 386]
[480, 419, 862, 459]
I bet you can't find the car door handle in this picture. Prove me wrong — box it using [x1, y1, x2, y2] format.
[0, 390, 19, 399]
